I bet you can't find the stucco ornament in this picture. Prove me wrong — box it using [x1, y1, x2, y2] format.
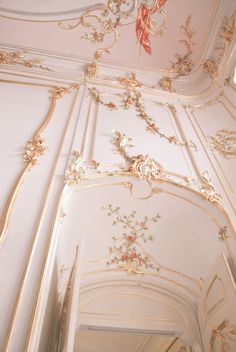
[209, 129, 236, 159]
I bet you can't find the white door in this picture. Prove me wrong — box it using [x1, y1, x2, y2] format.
[198, 254, 236, 352]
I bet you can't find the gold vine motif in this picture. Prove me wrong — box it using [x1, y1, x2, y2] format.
[170, 15, 196, 77]
[58, 0, 168, 60]
[210, 319, 236, 352]
[0, 83, 79, 245]
[0, 50, 50, 71]
[103, 204, 160, 274]
[208, 130, 236, 159]
[58, 0, 136, 60]
[89, 73, 196, 149]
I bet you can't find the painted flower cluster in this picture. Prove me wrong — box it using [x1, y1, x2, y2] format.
[102, 204, 161, 274]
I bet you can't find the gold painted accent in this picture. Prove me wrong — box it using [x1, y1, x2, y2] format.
[210, 319, 236, 352]
[170, 16, 196, 77]
[159, 76, 175, 92]
[58, 0, 135, 60]
[217, 10, 236, 59]
[84, 61, 98, 79]
[203, 59, 218, 80]
[200, 171, 222, 203]
[89, 75, 191, 147]
[49, 84, 80, 100]
[218, 226, 228, 242]
[209, 130, 236, 159]
[111, 130, 165, 181]
[57, 263, 75, 352]
[65, 151, 86, 184]
[0, 50, 50, 71]
[23, 136, 48, 166]
[0, 83, 79, 245]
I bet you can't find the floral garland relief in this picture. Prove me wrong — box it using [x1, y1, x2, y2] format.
[103, 204, 160, 274]
[0, 50, 50, 71]
[89, 73, 196, 149]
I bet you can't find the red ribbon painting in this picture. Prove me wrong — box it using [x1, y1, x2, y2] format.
[136, 0, 167, 55]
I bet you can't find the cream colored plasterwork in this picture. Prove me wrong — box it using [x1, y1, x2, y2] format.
[0, 50, 50, 71]
[210, 319, 236, 352]
[89, 73, 196, 149]
[200, 171, 222, 203]
[209, 130, 236, 159]
[0, 83, 79, 246]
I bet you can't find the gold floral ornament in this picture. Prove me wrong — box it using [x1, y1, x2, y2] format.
[209, 129, 236, 159]
[159, 76, 175, 92]
[0, 50, 50, 71]
[210, 319, 236, 352]
[170, 16, 196, 77]
[103, 204, 160, 274]
[111, 130, 164, 181]
[64, 151, 100, 185]
[217, 9, 236, 59]
[203, 59, 218, 80]
[89, 73, 192, 148]
[200, 171, 221, 203]
[85, 61, 98, 79]
[23, 136, 48, 167]
[64, 151, 86, 185]
[49, 83, 80, 100]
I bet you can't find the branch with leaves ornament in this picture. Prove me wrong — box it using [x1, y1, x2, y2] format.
[0, 50, 50, 71]
[89, 74, 196, 149]
[111, 130, 165, 182]
[103, 204, 160, 274]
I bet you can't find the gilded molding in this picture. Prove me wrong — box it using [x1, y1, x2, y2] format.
[209, 130, 236, 159]
[0, 50, 50, 71]
[103, 204, 160, 274]
[210, 319, 236, 352]
[170, 15, 196, 77]
[200, 171, 221, 203]
[0, 83, 79, 245]
[203, 59, 218, 80]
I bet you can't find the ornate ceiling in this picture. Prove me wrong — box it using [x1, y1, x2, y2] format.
[1, 0, 235, 75]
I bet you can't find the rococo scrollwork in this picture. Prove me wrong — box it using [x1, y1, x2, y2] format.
[209, 129, 236, 159]
[58, 0, 168, 59]
[210, 319, 236, 352]
[200, 171, 221, 203]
